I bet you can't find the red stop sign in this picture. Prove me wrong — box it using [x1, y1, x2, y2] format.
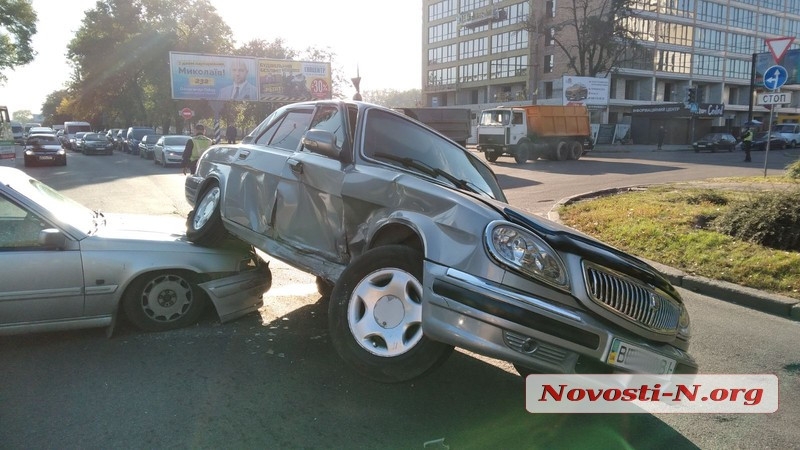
[180, 108, 194, 120]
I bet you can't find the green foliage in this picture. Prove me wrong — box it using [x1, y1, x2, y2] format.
[714, 189, 800, 252]
[786, 159, 800, 179]
[11, 109, 32, 123]
[0, 0, 37, 83]
[363, 89, 423, 107]
[559, 184, 800, 299]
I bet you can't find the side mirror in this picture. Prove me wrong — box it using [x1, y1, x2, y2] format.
[38, 228, 67, 250]
[301, 129, 341, 160]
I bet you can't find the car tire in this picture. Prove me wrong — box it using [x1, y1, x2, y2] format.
[485, 151, 498, 162]
[122, 270, 207, 332]
[186, 183, 228, 247]
[328, 245, 454, 383]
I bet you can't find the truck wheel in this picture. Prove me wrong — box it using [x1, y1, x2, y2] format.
[485, 151, 498, 162]
[514, 141, 530, 164]
[555, 141, 569, 161]
[328, 245, 454, 383]
[569, 141, 583, 160]
[186, 183, 228, 247]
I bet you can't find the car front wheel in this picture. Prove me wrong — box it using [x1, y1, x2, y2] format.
[328, 245, 453, 383]
[122, 270, 207, 332]
[186, 183, 228, 246]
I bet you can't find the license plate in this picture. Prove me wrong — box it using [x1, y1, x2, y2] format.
[607, 338, 676, 375]
[39, 156, 53, 160]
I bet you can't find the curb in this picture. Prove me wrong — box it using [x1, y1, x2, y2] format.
[549, 187, 800, 322]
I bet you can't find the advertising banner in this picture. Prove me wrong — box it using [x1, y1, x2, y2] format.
[562, 76, 610, 107]
[258, 59, 332, 102]
[169, 52, 259, 101]
[755, 50, 800, 87]
[169, 52, 332, 102]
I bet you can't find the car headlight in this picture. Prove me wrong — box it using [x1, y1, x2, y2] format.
[678, 304, 691, 339]
[485, 221, 569, 290]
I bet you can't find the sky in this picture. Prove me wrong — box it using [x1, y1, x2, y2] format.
[0, 0, 422, 115]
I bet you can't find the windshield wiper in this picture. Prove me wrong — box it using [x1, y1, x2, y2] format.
[373, 152, 485, 196]
[89, 210, 106, 235]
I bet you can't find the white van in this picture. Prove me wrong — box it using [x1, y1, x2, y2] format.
[63, 121, 92, 150]
[772, 123, 800, 148]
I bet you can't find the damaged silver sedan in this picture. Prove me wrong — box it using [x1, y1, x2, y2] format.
[185, 100, 697, 382]
[0, 167, 269, 337]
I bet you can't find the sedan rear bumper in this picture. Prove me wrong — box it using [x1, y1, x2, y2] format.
[198, 261, 270, 323]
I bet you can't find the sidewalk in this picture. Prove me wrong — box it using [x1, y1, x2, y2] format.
[548, 188, 800, 322]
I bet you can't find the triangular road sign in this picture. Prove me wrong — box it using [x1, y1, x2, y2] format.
[766, 37, 795, 62]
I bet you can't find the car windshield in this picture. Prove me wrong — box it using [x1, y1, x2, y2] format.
[16, 177, 98, 234]
[143, 135, 162, 143]
[364, 108, 506, 201]
[164, 136, 190, 146]
[26, 135, 58, 145]
[479, 110, 510, 126]
[131, 129, 150, 139]
[773, 124, 795, 133]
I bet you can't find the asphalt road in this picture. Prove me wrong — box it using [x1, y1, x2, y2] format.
[1, 145, 798, 449]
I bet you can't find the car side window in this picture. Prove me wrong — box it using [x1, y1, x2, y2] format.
[254, 110, 313, 151]
[0, 195, 49, 249]
[308, 105, 345, 150]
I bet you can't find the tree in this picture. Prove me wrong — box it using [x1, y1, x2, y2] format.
[524, 0, 642, 78]
[41, 90, 70, 127]
[0, 0, 37, 84]
[11, 109, 32, 123]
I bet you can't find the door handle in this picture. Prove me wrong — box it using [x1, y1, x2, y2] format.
[289, 159, 303, 174]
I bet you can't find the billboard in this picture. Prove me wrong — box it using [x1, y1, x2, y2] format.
[169, 52, 332, 102]
[755, 49, 800, 87]
[562, 76, 610, 107]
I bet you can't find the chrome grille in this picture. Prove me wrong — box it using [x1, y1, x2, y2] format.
[584, 263, 680, 334]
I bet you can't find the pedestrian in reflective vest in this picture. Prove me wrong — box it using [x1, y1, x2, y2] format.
[182, 123, 213, 175]
[741, 128, 753, 162]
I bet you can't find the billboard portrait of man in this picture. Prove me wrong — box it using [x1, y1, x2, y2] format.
[219, 59, 258, 100]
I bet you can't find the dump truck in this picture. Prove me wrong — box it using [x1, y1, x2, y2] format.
[476, 105, 593, 163]
[394, 107, 472, 147]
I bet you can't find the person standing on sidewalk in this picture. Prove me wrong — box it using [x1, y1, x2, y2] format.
[182, 124, 213, 175]
[741, 128, 753, 162]
[657, 126, 666, 151]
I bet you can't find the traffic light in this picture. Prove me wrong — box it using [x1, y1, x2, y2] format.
[687, 87, 696, 103]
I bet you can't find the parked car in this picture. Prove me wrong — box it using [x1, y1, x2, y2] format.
[23, 133, 67, 166]
[138, 134, 163, 159]
[184, 100, 697, 382]
[771, 123, 800, 148]
[71, 131, 89, 152]
[0, 166, 270, 336]
[153, 134, 190, 167]
[80, 132, 114, 155]
[692, 132, 737, 152]
[751, 131, 788, 151]
[124, 126, 154, 154]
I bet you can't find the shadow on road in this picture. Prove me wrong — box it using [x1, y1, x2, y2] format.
[1, 296, 698, 449]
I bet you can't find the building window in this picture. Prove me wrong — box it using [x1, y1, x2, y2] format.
[460, 0, 491, 12]
[662, 0, 695, 18]
[429, 44, 458, 65]
[545, 1, 555, 18]
[693, 54, 723, 77]
[625, 79, 637, 100]
[492, 30, 528, 53]
[760, 13, 782, 35]
[491, 2, 530, 29]
[695, 27, 724, 51]
[728, 6, 753, 29]
[728, 32, 756, 55]
[544, 81, 553, 99]
[725, 58, 751, 80]
[656, 50, 691, 74]
[429, 21, 457, 43]
[428, 0, 456, 21]
[546, 28, 555, 46]
[544, 54, 554, 73]
[460, 37, 489, 59]
[459, 62, 489, 83]
[698, 1, 727, 23]
[490, 55, 529, 79]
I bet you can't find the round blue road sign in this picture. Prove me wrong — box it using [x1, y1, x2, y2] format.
[764, 65, 788, 90]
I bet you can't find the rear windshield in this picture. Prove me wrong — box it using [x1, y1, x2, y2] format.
[164, 136, 190, 146]
[130, 128, 151, 139]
